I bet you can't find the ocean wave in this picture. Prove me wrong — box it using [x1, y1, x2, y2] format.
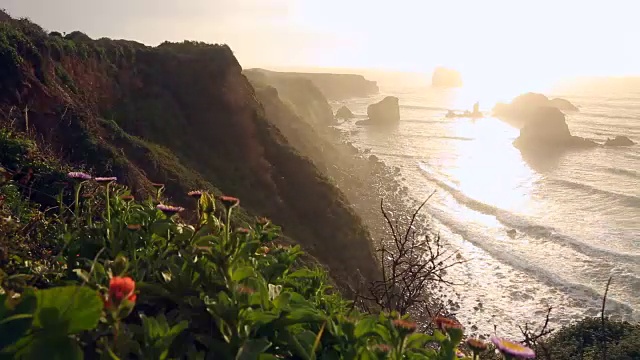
[547, 179, 640, 207]
[427, 206, 636, 316]
[401, 119, 451, 125]
[578, 112, 638, 121]
[430, 135, 474, 141]
[402, 104, 448, 111]
[603, 167, 640, 179]
[417, 163, 640, 263]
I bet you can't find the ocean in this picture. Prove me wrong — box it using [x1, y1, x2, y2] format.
[333, 77, 640, 336]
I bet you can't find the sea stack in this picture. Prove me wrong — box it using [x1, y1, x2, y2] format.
[363, 96, 400, 125]
[513, 107, 597, 151]
[432, 67, 463, 88]
[494, 92, 579, 128]
[335, 106, 355, 120]
[604, 136, 635, 147]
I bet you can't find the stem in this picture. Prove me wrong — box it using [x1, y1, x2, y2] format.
[195, 198, 201, 224]
[74, 181, 84, 219]
[58, 187, 64, 217]
[106, 182, 112, 224]
[225, 208, 232, 246]
[106, 182, 112, 243]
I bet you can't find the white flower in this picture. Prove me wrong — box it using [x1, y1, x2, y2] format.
[268, 284, 282, 301]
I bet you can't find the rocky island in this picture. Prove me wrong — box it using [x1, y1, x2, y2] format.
[604, 135, 636, 146]
[356, 96, 400, 126]
[432, 67, 463, 88]
[493, 92, 579, 128]
[335, 105, 355, 120]
[512, 107, 597, 151]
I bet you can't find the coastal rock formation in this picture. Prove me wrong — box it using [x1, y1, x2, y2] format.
[513, 107, 597, 151]
[245, 68, 379, 101]
[244, 69, 335, 126]
[550, 98, 579, 111]
[494, 93, 579, 127]
[604, 136, 636, 146]
[335, 106, 354, 120]
[0, 15, 380, 290]
[359, 96, 400, 125]
[432, 67, 463, 88]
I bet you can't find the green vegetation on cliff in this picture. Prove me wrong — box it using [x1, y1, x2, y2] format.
[0, 14, 378, 292]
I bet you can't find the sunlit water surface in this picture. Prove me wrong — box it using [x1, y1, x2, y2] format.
[334, 81, 640, 336]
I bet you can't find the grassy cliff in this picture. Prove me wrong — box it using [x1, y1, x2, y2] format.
[0, 14, 379, 291]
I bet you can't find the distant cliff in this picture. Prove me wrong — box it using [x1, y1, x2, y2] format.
[244, 69, 335, 126]
[246, 68, 379, 100]
[0, 15, 379, 290]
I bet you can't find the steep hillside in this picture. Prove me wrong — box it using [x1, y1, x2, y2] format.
[0, 15, 379, 290]
[244, 69, 335, 126]
[247, 72, 413, 250]
[246, 68, 379, 101]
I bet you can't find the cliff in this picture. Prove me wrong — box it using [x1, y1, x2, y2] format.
[246, 68, 379, 100]
[0, 16, 378, 290]
[246, 70, 414, 264]
[243, 69, 335, 126]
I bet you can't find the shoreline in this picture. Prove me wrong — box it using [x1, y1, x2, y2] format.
[329, 92, 640, 336]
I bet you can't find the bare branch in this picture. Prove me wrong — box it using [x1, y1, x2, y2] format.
[601, 276, 612, 360]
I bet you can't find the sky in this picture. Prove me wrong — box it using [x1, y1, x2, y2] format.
[3, 0, 640, 89]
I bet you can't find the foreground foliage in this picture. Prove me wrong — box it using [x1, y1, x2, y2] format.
[1, 167, 496, 359]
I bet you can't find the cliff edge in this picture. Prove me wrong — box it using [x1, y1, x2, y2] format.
[246, 68, 379, 101]
[0, 15, 379, 290]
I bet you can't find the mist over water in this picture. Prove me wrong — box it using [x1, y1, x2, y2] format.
[334, 78, 640, 335]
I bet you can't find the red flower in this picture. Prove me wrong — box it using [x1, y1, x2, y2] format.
[393, 318, 418, 332]
[218, 195, 240, 209]
[433, 316, 463, 332]
[236, 227, 250, 235]
[106, 276, 136, 309]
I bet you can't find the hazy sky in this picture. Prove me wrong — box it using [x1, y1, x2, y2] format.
[3, 0, 639, 87]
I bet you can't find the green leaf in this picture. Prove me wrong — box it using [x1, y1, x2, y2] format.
[193, 235, 217, 247]
[0, 291, 36, 350]
[433, 329, 447, 343]
[257, 355, 279, 360]
[282, 308, 325, 326]
[33, 286, 102, 334]
[72, 269, 90, 283]
[296, 330, 317, 349]
[236, 338, 272, 360]
[14, 335, 82, 360]
[287, 269, 319, 278]
[355, 316, 378, 338]
[231, 266, 255, 282]
[405, 333, 434, 349]
[272, 292, 291, 310]
[151, 220, 173, 237]
[243, 310, 279, 328]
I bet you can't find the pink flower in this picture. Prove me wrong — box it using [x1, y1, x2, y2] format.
[95, 177, 117, 183]
[67, 172, 91, 180]
[218, 195, 240, 209]
[156, 204, 185, 216]
[491, 337, 535, 359]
